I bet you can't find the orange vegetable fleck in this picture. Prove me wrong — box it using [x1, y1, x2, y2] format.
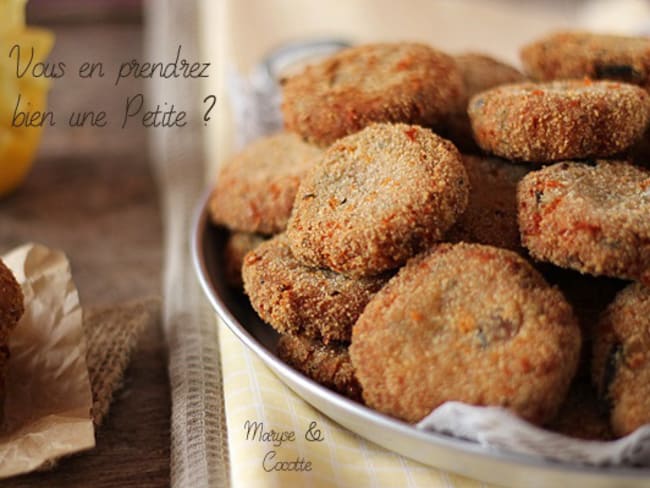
[404, 127, 418, 141]
[410, 311, 424, 323]
[573, 221, 601, 235]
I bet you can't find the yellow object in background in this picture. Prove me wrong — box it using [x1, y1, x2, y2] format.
[0, 0, 54, 197]
[0, 0, 26, 36]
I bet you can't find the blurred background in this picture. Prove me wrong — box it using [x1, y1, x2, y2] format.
[4, 2, 169, 487]
[27, 0, 141, 23]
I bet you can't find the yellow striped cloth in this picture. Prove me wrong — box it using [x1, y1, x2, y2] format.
[219, 320, 495, 488]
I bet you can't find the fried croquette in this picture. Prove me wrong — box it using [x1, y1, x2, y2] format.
[277, 334, 362, 402]
[593, 282, 650, 436]
[518, 160, 650, 284]
[281, 43, 464, 146]
[209, 132, 322, 234]
[468, 80, 650, 162]
[287, 123, 469, 277]
[350, 243, 581, 424]
[521, 31, 650, 91]
[242, 234, 387, 343]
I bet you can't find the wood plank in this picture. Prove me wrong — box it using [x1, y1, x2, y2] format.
[27, 0, 142, 25]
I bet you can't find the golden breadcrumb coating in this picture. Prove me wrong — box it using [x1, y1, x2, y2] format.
[518, 160, 650, 284]
[350, 243, 581, 424]
[469, 79, 650, 162]
[277, 334, 362, 402]
[242, 234, 387, 343]
[209, 132, 322, 234]
[287, 123, 469, 277]
[521, 31, 650, 91]
[282, 43, 464, 146]
[593, 282, 650, 436]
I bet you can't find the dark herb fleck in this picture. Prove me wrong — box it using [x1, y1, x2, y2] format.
[594, 63, 642, 82]
[476, 328, 488, 348]
[600, 342, 623, 413]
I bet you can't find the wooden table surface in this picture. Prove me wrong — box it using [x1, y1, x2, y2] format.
[1, 20, 171, 488]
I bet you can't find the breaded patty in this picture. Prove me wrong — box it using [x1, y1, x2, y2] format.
[0, 260, 23, 336]
[521, 31, 650, 90]
[445, 53, 526, 151]
[593, 282, 650, 436]
[242, 234, 387, 344]
[276, 334, 362, 402]
[468, 79, 650, 162]
[0, 259, 24, 413]
[281, 43, 464, 146]
[446, 155, 530, 251]
[456, 53, 527, 98]
[223, 232, 266, 288]
[209, 132, 322, 234]
[350, 243, 581, 424]
[518, 160, 650, 284]
[287, 123, 469, 277]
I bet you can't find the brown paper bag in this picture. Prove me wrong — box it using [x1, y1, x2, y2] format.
[0, 243, 95, 479]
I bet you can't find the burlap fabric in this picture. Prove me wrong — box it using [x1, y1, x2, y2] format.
[85, 297, 160, 426]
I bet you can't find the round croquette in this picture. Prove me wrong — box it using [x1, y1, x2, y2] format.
[592, 282, 650, 436]
[350, 243, 581, 425]
[521, 31, 650, 91]
[287, 123, 469, 277]
[277, 334, 362, 402]
[468, 79, 650, 162]
[517, 160, 650, 284]
[242, 234, 387, 344]
[281, 43, 464, 146]
[209, 132, 322, 234]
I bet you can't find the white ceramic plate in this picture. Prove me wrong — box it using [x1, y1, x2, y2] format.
[192, 194, 650, 488]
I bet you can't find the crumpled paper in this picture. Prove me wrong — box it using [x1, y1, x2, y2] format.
[0, 243, 95, 479]
[417, 402, 650, 467]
